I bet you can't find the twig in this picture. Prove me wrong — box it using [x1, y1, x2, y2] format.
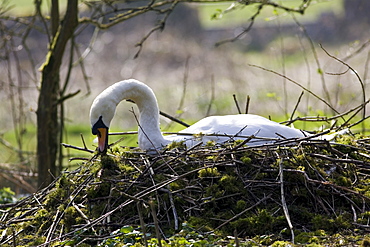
[80, 133, 88, 150]
[160, 111, 190, 127]
[177, 56, 190, 116]
[206, 75, 215, 116]
[61, 143, 94, 153]
[56, 89, 80, 104]
[292, 15, 332, 107]
[347, 115, 370, 130]
[282, 98, 370, 126]
[134, 1, 178, 58]
[167, 185, 179, 230]
[286, 168, 370, 201]
[109, 131, 138, 136]
[234, 229, 240, 247]
[45, 209, 61, 243]
[278, 155, 294, 244]
[137, 202, 149, 247]
[233, 94, 241, 114]
[320, 44, 366, 121]
[150, 200, 162, 247]
[249, 64, 340, 116]
[342, 38, 370, 62]
[108, 136, 126, 149]
[215, 4, 263, 47]
[12, 228, 16, 247]
[309, 153, 369, 166]
[245, 95, 250, 114]
[289, 91, 304, 123]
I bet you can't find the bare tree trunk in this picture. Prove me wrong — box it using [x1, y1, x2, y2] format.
[36, 0, 78, 188]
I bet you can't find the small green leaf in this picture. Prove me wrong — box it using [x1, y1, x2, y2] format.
[266, 92, 276, 98]
[120, 225, 134, 234]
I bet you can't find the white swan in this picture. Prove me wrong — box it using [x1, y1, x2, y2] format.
[90, 79, 307, 152]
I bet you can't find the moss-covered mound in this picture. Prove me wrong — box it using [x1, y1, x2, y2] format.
[1, 135, 370, 246]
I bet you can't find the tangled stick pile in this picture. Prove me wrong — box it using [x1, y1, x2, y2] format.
[1, 135, 370, 246]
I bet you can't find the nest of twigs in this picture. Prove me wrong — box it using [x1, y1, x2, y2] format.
[1, 134, 370, 246]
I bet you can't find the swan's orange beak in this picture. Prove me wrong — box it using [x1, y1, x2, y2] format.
[97, 127, 108, 153]
[92, 116, 109, 154]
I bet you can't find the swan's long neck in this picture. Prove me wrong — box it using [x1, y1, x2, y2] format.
[109, 80, 168, 150]
[135, 89, 169, 150]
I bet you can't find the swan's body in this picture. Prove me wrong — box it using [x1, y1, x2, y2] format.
[167, 114, 307, 147]
[90, 79, 306, 152]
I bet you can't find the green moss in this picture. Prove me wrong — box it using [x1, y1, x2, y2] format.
[61, 206, 86, 232]
[229, 209, 286, 236]
[101, 155, 118, 170]
[362, 238, 370, 247]
[295, 230, 326, 244]
[170, 180, 185, 191]
[87, 181, 111, 199]
[57, 174, 71, 188]
[111, 146, 135, 156]
[188, 217, 214, 232]
[334, 175, 353, 187]
[270, 241, 294, 247]
[198, 167, 220, 178]
[89, 201, 107, 217]
[167, 141, 186, 149]
[219, 174, 241, 193]
[311, 214, 352, 233]
[357, 211, 370, 225]
[241, 156, 252, 164]
[205, 184, 223, 198]
[31, 209, 52, 235]
[236, 200, 247, 211]
[154, 173, 167, 182]
[205, 140, 216, 147]
[89, 160, 102, 175]
[44, 187, 68, 208]
[205, 155, 217, 161]
[118, 163, 135, 173]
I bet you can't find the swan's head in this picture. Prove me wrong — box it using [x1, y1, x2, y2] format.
[89, 79, 162, 152]
[90, 89, 117, 153]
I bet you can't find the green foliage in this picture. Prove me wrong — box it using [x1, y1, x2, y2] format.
[230, 209, 287, 236]
[0, 187, 15, 204]
[241, 156, 252, 164]
[198, 167, 220, 177]
[97, 222, 264, 246]
[219, 174, 241, 193]
[311, 214, 352, 233]
[101, 155, 118, 170]
[270, 241, 294, 247]
[167, 140, 186, 150]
